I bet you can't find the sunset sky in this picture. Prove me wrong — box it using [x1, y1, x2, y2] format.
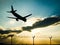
[0, 0, 60, 28]
[0, 0, 60, 44]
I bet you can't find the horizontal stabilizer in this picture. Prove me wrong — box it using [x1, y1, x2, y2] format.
[8, 17, 16, 19]
[7, 11, 11, 13]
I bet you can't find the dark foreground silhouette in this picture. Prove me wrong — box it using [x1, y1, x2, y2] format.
[7, 5, 32, 22]
[0, 43, 60, 45]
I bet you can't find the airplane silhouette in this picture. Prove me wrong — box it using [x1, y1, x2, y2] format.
[7, 5, 32, 22]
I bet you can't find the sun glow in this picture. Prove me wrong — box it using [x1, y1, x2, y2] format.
[24, 17, 40, 26]
[30, 26, 56, 37]
[31, 29, 40, 36]
[9, 19, 16, 25]
[0, 26, 5, 30]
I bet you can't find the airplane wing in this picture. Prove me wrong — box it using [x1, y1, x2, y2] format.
[24, 14, 32, 18]
[8, 17, 17, 19]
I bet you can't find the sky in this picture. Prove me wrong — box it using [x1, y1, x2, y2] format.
[0, 0, 60, 44]
[0, 0, 60, 28]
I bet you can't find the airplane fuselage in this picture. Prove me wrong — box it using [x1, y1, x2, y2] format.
[7, 5, 32, 22]
[11, 12, 26, 22]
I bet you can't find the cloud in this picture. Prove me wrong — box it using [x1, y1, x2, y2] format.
[0, 26, 22, 34]
[0, 15, 60, 33]
[0, 26, 23, 40]
[0, 30, 22, 40]
[0, 26, 5, 30]
[22, 16, 60, 31]
[0, 30, 22, 34]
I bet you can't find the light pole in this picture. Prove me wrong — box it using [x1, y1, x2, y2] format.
[8, 34, 14, 45]
[49, 36, 52, 45]
[33, 36, 35, 45]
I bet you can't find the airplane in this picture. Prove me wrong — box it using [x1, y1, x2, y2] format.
[7, 5, 32, 22]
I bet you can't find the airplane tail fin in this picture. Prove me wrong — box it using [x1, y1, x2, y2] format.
[7, 5, 17, 13]
[24, 14, 32, 18]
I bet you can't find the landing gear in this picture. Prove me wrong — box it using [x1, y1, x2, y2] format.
[16, 18, 19, 21]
